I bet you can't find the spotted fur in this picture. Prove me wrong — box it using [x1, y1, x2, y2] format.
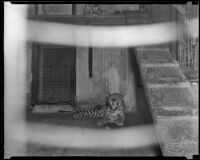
[59, 93, 126, 126]
[58, 104, 107, 119]
[97, 93, 125, 126]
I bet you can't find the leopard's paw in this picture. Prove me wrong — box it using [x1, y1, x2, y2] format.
[105, 126, 110, 130]
[97, 120, 104, 126]
[74, 114, 82, 119]
[97, 121, 102, 126]
[116, 122, 124, 126]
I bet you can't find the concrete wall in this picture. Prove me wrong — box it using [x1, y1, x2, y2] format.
[27, 4, 138, 112]
[76, 47, 137, 112]
[27, 45, 137, 112]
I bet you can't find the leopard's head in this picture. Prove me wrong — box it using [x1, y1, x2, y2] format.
[106, 93, 124, 111]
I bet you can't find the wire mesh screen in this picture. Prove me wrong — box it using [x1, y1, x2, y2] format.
[175, 3, 199, 71]
[38, 45, 75, 104]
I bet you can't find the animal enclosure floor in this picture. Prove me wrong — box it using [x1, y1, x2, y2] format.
[26, 112, 151, 129]
[26, 112, 161, 156]
[26, 143, 161, 156]
[25, 87, 162, 156]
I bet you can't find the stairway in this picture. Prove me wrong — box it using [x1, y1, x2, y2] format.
[135, 47, 198, 158]
[125, 11, 198, 158]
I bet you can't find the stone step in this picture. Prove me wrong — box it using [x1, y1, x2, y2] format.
[156, 116, 198, 159]
[135, 46, 199, 158]
[146, 82, 190, 88]
[137, 48, 178, 67]
[136, 48, 187, 86]
[141, 66, 187, 85]
[139, 44, 171, 50]
[147, 87, 198, 117]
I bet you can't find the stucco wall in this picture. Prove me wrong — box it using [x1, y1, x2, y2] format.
[27, 45, 137, 112]
[27, 4, 138, 112]
[76, 47, 137, 112]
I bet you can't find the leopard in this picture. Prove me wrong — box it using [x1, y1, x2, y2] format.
[58, 93, 126, 126]
[58, 104, 107, 119]
[97, 93, 125, 126]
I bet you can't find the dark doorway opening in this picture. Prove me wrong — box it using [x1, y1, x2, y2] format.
[31, 43, 76, 106]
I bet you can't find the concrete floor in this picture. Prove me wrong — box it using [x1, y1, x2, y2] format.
[26, 143, 162, 156]
[25, 87, 163, 156]
[26, 114, 162, 156]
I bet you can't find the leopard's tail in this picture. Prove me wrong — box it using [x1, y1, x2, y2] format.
[58, 105, 107, 118]
[58, 110, 84, 118]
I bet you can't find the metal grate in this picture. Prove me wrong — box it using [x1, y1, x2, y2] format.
[37, 46, 75, 104]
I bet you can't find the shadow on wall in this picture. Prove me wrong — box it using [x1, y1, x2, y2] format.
[128, 48, 154, 123]
[128, 48, 141, 87]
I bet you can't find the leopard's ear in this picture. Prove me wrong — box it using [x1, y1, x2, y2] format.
[106, 92, 111, 98]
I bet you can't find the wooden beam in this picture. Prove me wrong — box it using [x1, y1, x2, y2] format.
[28, 15, 126, 25]
[28, 11, 151, 26]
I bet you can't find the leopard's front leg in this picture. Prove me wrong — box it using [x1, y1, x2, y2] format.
[115, 114, 125, 126]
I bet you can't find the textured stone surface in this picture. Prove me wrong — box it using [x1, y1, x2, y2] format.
[146, 82, 190, 88]
[137, 48, 177, 65]
[156, 116, 198, 158]
[153, 108, 198, 117]
[136, 46, 199, 158]
[148, 87, 198, 116]
[142, 66, 187, 84]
